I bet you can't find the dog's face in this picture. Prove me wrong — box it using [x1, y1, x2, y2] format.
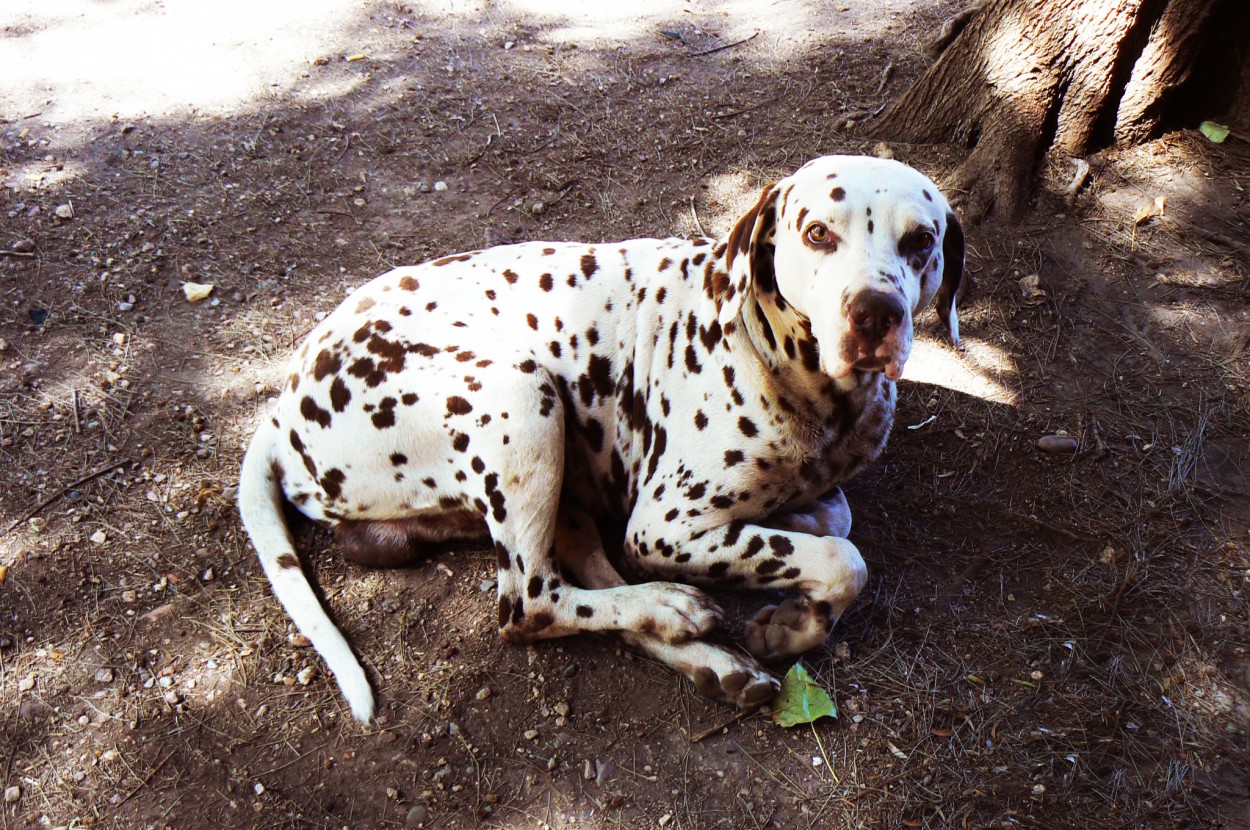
[723, 155, 963, 381]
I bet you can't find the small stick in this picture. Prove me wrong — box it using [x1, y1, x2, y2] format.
[687, 31, 759, 57]
[3, 458, 132, 536]
[689, 707, 756, 743]
[71, 389, 81, 434]
[114, 751, 174, 808]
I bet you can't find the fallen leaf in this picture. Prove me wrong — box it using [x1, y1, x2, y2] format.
[182, 282, 215, 302]
[773, 663, 837, 727]
[1133, 196, 1166, 225]
[1200, 121, 1230, 143]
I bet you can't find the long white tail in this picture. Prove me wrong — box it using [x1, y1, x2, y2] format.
[238, 419, 375, 722]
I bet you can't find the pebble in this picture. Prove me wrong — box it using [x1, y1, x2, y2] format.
[1037, 434, 1079, 454]
[288, 633, 312, 648]
[112, 332, 127, 346]
[531, 201, 546, 216]
[478, 578, 496, 592]
[659, 814, 673, 827]
[582, 759, 595, 780]
[554, 702, 570, 717]
[163, 689, 182, 705]
[18, 675, 35, 692]
[55, 204, 73, 220]
[405, 804, 430, 827]
[563, 664, 578, 678]
[12, 239, 34, 253]
[201, 567, 215, 582]
[433, 181, 448, 192]
[3, 786, 19, 804]
[121, 590, 137, 603]
[524, 729, 539, 740]
[90, 530, 107, 544]
[117, 302, 134, 312]
[296, 666, 317, 685]
[475, 686, 492, 701]
[94, 667, 115, 684]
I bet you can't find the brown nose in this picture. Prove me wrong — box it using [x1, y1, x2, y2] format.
[848, 290, 904, 343]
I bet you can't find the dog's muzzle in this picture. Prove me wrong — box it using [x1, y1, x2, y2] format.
[842, 289, 909, 380]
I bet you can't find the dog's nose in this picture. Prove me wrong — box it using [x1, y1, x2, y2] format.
[848, 291, 904, 342]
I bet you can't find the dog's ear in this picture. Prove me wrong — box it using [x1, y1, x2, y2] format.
[718, 183, 777, 327]
[934, 210, 964, 346]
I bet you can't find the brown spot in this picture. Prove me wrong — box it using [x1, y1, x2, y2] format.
[398, 275, 419, 291]
[355, 296, 376, 313]
[527, 313, 539, 330]
[312, 349, 341, 381]
[300, 395, 332, 428]
[539, 273, 554, 292]
[446, 396, 473, 416]
[452, 432, 470, 452]
[320, 468, 347, 500]
[276, 553, 300, 569]
[576, 605, 594, 618]
[580, 253, 598, 279]
[433, 254, 472, 266]
[329, 377, 351, 412]
[830, 186, 846, 201]
[502, 269, 519, 284]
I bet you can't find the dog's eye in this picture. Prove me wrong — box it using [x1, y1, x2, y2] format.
[804, 223, 836, 247]
[899, 229, 936, 258]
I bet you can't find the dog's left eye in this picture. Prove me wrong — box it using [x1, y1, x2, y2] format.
[899, 229, 936, 258]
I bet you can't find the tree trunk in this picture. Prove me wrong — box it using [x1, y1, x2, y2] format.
[874, 0, 1248, 220]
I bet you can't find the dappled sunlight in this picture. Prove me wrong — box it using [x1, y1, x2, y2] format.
[902, 335, 1019, 405]
[0, 0, 364, 124]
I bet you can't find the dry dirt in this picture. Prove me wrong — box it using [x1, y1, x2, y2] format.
[2, 1, 1249, 829]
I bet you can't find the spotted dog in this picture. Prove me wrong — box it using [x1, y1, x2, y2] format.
[239, 155, 964, 722]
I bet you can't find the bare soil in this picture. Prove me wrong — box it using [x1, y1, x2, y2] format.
[2, 2, 1249, 829]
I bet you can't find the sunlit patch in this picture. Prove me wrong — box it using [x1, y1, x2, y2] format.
[4, 158, 89, 193]
[902, 336, 1018, 404]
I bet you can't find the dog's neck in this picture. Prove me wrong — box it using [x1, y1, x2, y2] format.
[732, 290, 884, 452]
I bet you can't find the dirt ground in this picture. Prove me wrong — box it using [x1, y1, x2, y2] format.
[2, 1, 1249, 828]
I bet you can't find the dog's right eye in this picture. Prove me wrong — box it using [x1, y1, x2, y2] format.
[804, 222, 837, 248]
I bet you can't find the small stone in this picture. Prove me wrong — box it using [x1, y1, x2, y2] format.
[296, 666, 316, 685]
[55, 203, 73, 220]
[90, 530, 107, 544]
[3, 785, 19, 804]
[253, 782, 265, 796]
[12, 239, 34, 254]
[288, 633, 312, 648]
[406, 804, 430, 827]
[433, 181, 448, 192]
[659, 814, 673, 827]
[582, 759, 595, 780]
[478, 578, 496, 592]
[475, 686, 492, 701]
[417, 182, 431, 193]
[101, 749, 119, 763]
[554, 702, 570, 717]
[1037, 434, 1079, 454]
[524, 729, 539, 740]
[121, 589, 137, 603]
[117, 302, 134, 312]
[112, 332, 127, 346]
[163, 689, 182, 705]
[563, 664, 578, 678]
[182, 282, 215, 302]
[531, 201, 546, 216]
[18, 675, 35, 692]
[94, 667, 115, 684]
[201, 567, 215, 582]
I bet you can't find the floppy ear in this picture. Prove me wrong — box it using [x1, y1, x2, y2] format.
[934, 211, 964, 346]
[718, 183, 777, 327]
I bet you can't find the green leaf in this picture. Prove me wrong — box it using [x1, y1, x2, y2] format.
[1199, 121, 1230, 143]
[772, 663, 837, 727]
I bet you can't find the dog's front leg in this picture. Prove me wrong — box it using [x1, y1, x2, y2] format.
[627, 515, 867, 662]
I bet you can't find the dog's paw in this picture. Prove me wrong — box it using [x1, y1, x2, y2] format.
[692, 662, 778, 709]
[743, 598, 828, 660]
[636, 582, 721, 642]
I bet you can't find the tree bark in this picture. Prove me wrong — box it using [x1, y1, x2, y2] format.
[874, 0, 1246, 221]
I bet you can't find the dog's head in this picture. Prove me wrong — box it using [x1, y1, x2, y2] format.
[721, 155, 963, 382]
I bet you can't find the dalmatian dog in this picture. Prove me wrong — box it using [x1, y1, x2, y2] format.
[238, 155, 964, 722]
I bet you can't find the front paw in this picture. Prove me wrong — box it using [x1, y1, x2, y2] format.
[692, 663, 779, 709]
[639, 582, 722, 642]
[743, 598, 828, 660]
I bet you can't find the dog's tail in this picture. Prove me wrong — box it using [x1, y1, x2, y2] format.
[238, 418, 375, 722]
